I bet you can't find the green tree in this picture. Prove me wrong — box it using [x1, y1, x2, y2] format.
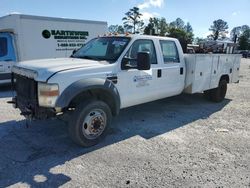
[117, 25, 125, 34]
[158, 18, 168, 36]
[108, 25, 125, 34]
[230, 26, 242, 42]
[144, 17, 167, 36]
[122, 7, 144, 34]
[151, 18, 160, 34]
[167, 28, 193, 53]
[238, 29, 250, 50]
[241, 25, 250, 33]
[208, 19, 229, 40]
[230, 25, 249, 43]
[169, 18, 185, 30]
[144, 17, 157, 35]
[145, 17, 194, 51]
[167, 18, 194, 52]
[184, 22, 193, 33]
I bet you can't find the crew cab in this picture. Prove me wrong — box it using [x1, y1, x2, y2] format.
[11, 35, 241, 147]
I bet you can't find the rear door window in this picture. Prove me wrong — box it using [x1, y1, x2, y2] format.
[160, 40, 179, 63]
[0, 37, 8, 57]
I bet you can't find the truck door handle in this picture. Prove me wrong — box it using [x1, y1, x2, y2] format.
[180, 67, 183, 75]
[157, 69, 162, 78]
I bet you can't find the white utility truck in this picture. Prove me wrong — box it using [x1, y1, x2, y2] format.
[0, 14, 107, 84]
[10, 35, 241, 147]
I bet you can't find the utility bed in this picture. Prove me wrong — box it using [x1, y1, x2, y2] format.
[184, 54, 241, 94]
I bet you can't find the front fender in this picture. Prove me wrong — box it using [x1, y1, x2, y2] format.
[55, 78, 120, 115]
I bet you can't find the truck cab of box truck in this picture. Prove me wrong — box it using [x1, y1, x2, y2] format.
[0, 14, 108, 84]
[0, 32, 16, 83]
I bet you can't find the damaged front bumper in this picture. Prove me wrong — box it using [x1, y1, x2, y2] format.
[11, 96, 56, 119]
[10, 73, 57, 120]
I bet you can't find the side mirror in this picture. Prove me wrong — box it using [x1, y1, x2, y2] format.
[137, 52, 150, 70]
[72, 49, 77, 54]
[70, 49, 78, 57]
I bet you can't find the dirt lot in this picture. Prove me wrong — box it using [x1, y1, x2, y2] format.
[0, 59, 249, 188]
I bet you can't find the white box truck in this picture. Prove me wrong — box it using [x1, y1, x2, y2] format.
[0, 14, 107, 84]
[11, 35, 240, 147]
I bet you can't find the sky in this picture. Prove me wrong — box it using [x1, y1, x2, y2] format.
[1, 0, 250, 38]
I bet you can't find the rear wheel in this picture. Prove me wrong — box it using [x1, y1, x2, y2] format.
[204, 79, 227, 102]
[203, 90, 211, 100]
[68, 100, 112, 147]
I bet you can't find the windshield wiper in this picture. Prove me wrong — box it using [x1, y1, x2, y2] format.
[72, 55, 114, 63]
[71, 55, 99, 60]
[78, 56, 98, 60]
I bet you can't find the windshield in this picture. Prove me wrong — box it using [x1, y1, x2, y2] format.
[72, 37, 130, 63]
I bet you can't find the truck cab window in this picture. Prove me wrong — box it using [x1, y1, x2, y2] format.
[0, 37, 8, 57]
[125, 39, 157, 66]
[160, 40, 179, 63]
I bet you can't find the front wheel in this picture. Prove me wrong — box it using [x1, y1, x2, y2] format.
[68, 100, 112, 147]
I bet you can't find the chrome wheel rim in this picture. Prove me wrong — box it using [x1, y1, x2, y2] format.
[82, 109, 107, 140]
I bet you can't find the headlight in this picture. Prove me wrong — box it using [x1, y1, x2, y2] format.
[38, 82, 59, 107]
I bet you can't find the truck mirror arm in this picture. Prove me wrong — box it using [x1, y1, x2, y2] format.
[123, 63, 137, 70]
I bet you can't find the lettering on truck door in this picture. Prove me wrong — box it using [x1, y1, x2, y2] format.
[117, 39, 159, 108]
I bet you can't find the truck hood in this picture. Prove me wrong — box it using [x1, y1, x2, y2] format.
[12, 58, 109, 81]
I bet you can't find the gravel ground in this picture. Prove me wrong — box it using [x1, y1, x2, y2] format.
[0, 58, 249, 188]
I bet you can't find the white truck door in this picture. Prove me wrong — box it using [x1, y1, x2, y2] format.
[117, 39, 160, 108]
[158, 40, 185, 96]
[0, 33, 16, 83]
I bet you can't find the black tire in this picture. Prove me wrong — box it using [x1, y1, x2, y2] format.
[210, 79, 227, 102]
[68, 100, 112, 147]
[203, 90, 212, 100]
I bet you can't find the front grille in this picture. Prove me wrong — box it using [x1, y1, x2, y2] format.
[14, 74, 37, 103]
[13, 74, 55, 119]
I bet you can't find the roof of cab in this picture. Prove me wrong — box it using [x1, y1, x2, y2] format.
[101, 34, 178, 41]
